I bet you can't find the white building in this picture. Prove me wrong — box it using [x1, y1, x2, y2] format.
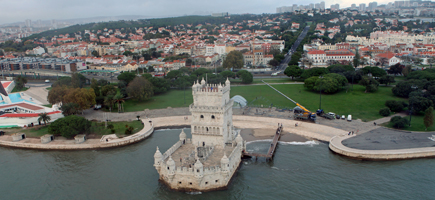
[307, 49, 355, 66]
[154, 78, 245, 192]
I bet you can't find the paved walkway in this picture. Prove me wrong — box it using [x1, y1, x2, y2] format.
[0, 119, 154, 150]
[22, 82, 51, 105]
[329, 133, 435, 160]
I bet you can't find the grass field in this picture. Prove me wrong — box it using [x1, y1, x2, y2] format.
[118, 83, 406, 122]
[383, 114, 435, 132]
[11, 86, 29, 93]
[230, 78, 296, 84]
[231, 84, 405, 122]
[20, 121, 144, 138]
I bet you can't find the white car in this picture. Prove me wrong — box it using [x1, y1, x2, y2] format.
[347, 115, 352, 122]
[341, 115, 345, 120]
[45, 80, 50, 83]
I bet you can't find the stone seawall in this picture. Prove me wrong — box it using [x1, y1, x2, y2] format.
[329, 135, 435, 160]
[0, 119, 154, 150]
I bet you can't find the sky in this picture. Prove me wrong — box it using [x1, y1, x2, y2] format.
[0, 0, 391, 25]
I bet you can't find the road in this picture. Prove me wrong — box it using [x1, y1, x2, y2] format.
[277, 25, 311, 72]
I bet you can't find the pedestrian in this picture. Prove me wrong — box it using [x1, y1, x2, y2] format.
[348, 131, 351, 135]
[351, 131, 354, 135]
[180, 158, 182, 162]
[374, 122, 377, 126]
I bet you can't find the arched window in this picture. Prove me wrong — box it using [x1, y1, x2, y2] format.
[200, 115, 204, 119]
[211, 115, 215, 119]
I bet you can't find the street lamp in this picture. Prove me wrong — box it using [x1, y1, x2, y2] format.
[409, 85, 418, 127]
[319, 76, 323, 110]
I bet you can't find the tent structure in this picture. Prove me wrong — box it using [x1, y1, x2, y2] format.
[231, 95, 247, 108]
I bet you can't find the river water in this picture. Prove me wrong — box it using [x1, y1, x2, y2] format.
[0, 129, 434, 200]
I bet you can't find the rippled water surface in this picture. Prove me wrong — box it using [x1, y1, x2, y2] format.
[1, 129, 434, 200]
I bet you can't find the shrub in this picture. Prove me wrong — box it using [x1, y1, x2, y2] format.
[125, 126, 134, 135]
[48, 115, 91, 139]
[385, 100, 404, 112]
[379, 107, 391, 116]
[390, 116, 409, 129]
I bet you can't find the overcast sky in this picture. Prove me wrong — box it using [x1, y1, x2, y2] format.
[0, 0, 391, 25]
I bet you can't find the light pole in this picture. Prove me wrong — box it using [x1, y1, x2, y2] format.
[319, 76, 323, 110]
[409, 85, 418, 127]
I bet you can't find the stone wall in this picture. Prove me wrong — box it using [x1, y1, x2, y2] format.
[0, 119, 154, 150]
[329, 135, 435, 160]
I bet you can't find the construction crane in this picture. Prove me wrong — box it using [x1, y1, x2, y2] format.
[261, 80, 316, 122]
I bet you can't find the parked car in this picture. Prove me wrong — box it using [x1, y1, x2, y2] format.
[94, 104, 102, 110]
[341, 115, 345, 120]
[335, 114, 340, 119]
[347, 115, 352, 122]
[45, 80, 50, 83]
[0, 131, 5, 136]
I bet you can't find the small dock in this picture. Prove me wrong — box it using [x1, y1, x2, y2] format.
[243, 125, 283, 160]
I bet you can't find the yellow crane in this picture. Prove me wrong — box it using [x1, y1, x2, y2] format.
[262, 80, 316, 121]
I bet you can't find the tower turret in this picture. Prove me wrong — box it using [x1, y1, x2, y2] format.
[194, 159, 204, 179]
[179, 129, 186, 141]
[220, 153, 229, 172]
[154, 147, 163, 171]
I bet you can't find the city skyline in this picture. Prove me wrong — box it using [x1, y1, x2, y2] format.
[0, 0, 393, 25]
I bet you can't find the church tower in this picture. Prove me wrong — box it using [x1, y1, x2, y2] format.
[189, 78, 234, 148]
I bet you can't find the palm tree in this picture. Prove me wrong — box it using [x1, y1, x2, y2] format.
[113, 93, 125, 113]
[38, 113, 51, 126]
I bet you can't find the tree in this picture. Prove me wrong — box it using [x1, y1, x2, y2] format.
[353, 49, 360, 68]
[127, 77, 154, 100]
[113, 93, 125, 113]
[38, 113, 51, 126]
[300, 67, 329, 79]
[60, 102, 80, 116]
[166, 70, 181, 80]
[379, 107, 391, 116]
[390, 116, 409, 129]
[48, 115, 91, 139]
[388, 63, 404, 75]
[402, 65, 412, 77]
[359, 76, 379, 93]
[223, 50, 244, 69]
[424, 107, 434, 130]
[409, 96, 433, 114]
[236, 70, 253, 84]
[385, 100, 405, 112]
[63, 88, 96, 112]
[220, 71, 235, 79]
[101, 85, 116, 96]
[70, 73, 87, 88]
[379, 75, 395, 86]
[284, 65, 302, 80]
[117, 72, 137, 84]
[91, 50, 99, 57]
[149, 77, 170, 94]
[47, 86, 69, 105]
[14, 76, 27, 90]
[268, 59, 280, 67]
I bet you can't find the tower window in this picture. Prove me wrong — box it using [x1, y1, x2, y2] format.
[200, 115, 204, 119]
[211, 115, 215, 119]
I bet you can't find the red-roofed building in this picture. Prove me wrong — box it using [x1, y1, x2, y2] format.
[375, 51, 401, 66]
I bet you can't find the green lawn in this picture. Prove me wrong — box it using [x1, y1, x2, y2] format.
[383, 113, 435, 132]
[230, 78, 296, 84]
[230, 84, 405, 122]
[43, 104, 52, 108]
[11, 86, 29, 93]
[46, 87, 52, 90]
[20, 120, 144, 138]
[121, 89, 194, 112]
[118, 84, 406, 122]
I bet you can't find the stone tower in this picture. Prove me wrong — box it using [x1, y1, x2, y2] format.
[189, 78, 234, 148]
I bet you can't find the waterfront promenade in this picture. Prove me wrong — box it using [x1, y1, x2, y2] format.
[329, 127, 435, 160]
